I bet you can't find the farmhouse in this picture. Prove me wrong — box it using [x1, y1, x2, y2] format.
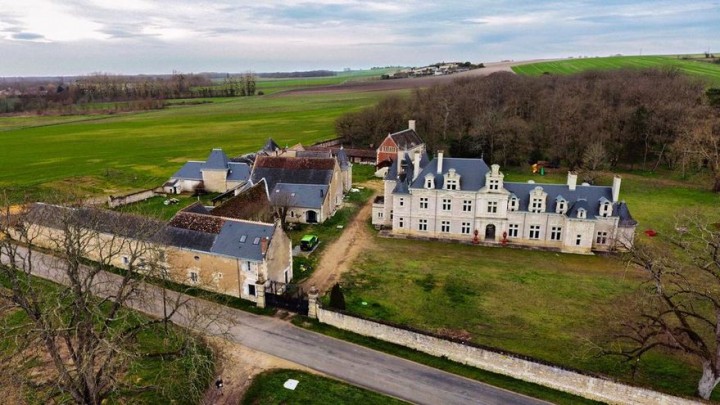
[20, 203, 292, 303]
[372, 149, 637, 254]
[375, 121, 426, 177]
[250, 155, 346, 224]
[163, 148, 251, 194]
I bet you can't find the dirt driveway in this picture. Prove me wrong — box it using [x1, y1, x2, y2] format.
[299, 180, 381, 294]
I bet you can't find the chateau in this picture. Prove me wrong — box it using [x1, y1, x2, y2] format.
[372, 130, 637, 254]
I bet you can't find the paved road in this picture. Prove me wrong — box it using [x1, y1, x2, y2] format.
[3, 247, 549, 405]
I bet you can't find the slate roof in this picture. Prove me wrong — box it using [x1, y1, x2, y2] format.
[335, 147, 350, 169]
[408, 157, 490, 191]
[250, 156, 335, 190]
[388, 129, 424, 150]
[616, 202, 638, 226]
[296, 150, 333, 159]
[262, 138, 280, 153]
[504, 182, 613, 216]
[170, 150, 250, 182]
[211, 221, 274, 261]
[270, 183, 328, 209]
[181, 202, 210, 215]
[204, 148, 229, 170]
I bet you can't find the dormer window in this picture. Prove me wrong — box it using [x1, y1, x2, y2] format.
[508, 196, 519, 212]
[599, 200, 612, 217]
[424, 174, 435, 189]
[577, 208, 587, 219]
[555, 196, 568, 215]
[485, 164, 504, 192]
[529, 186, 547, 213]
[443, 168, 460, 190]
[488, 179, 500, 191]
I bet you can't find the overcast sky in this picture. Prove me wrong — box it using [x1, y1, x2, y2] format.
[1, 0, 718, 76]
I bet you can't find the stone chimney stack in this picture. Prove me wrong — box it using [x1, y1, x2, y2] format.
[567, 172, 577, 191]
[612, 176, 622, 202]
[413, 151, 421, 181]
[408, 120, 416, 131]
[260, 237, 269, 257]
[436, 151, 444, 174]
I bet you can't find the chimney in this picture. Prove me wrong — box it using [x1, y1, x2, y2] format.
[567, 171, 577, 191]
[436, 150, 444, 174]
[413, 151, 421, 181]
[612, 176, 621, 202]
[408, 120, 416, 131]
[260, 237, 269, 256]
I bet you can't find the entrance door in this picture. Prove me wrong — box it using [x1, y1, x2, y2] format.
[485, 224, 496, 240]
[306, 210, 318, 223]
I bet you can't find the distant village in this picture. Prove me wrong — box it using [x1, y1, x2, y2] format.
[381, 61, 485, 79]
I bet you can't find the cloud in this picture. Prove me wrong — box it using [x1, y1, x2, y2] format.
[0, 0, 718, 76]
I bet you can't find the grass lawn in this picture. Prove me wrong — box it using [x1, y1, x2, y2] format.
[115, 193, 220, 221]
[336, 170, 720, 400]
[0, 90, 398, 200]
[241, 369, 409, 405]
[513, 55, 720, 86]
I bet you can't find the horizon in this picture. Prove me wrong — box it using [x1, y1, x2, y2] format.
[1, 1, 719, 77]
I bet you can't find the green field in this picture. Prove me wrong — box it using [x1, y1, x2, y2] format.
[0, 91, 396, 198]
[256, 68, 396, 94]
[513, 55, 720, 86]
[241, 369, 408, 405]
[337, 171, 720, 400]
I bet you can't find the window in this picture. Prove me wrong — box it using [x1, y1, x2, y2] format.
[425, 177, 434, 189]
[508, 197, 518, 212]
[550, 226, 562, 241]
[487, 201, 498, 213]
[441, 220, 450, 233]
[248, 284, 256, 296]
[253, 237, 260, 245]
[488, 179, 499, 191]
[377, 211, 383, 219]
[442, 198, 452, 211]
[508, 224, 519, 238]
[420, 197, 429, 209]
[530, 198, 543, 213]
[462, 200, 472, 212]
[245, 261, 253, 272]
[556, 200, 567, 214]
[445, 179, 458, 190]
[390, 210, 393, 220]
[399, 198, 404, 207]
[418, 219, 428, 231]
[529, 225, 541, 239]
[577, 208, 587, 219]
[601, 203, 612, 217]
[576, 235, 582, 246]
[398, 217, 404, 228]
[596, 231, 608, 244]
[461, 222, 471, 235]
[122, 256, 129, 265]
[189, 271, 199, 284]
[194, 255, 200, 261]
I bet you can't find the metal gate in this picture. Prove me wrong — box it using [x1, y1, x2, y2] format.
[265, 282, 309, 315]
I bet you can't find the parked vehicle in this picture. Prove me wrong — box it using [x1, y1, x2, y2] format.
[300, 234, 319, 251]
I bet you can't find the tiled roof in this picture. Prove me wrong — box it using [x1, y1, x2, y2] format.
[210, 181, 273, 222]
[169, 211, 226, 234]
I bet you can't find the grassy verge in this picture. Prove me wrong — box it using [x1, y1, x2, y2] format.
[0, 272, 214, 404]
[291, 317, 602, 405]
[241, 368, 409, 405]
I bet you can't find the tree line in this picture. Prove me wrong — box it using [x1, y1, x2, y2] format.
[336, 69, 720, 191]
[0, 71, 257, 114]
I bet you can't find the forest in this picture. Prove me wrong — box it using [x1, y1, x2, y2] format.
[336, 69, 720, 191]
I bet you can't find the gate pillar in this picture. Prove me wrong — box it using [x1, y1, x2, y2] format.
[255, 278, 266, 309]
[307, 286, 319, 319]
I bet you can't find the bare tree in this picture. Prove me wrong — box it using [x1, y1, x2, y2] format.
[270, 190, 297, 230]
[0, 200, 218, 404]
[674, 117, 720, 192]
[607, 213, 720, 399]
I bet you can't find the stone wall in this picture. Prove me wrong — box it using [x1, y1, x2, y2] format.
[108, 189, 159, 208]
[316, 307, 700, 405]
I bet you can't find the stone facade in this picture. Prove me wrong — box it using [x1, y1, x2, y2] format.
[373, 153, 637, 254]
[315, 307, 699, 405]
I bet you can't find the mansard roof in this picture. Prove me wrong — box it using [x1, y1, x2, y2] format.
[409, 157, 490, 191]
[504, 182, 614, 217]
[388, 129, 424, 150]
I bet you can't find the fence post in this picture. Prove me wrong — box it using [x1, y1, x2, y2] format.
[307, 286, 319, 319]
